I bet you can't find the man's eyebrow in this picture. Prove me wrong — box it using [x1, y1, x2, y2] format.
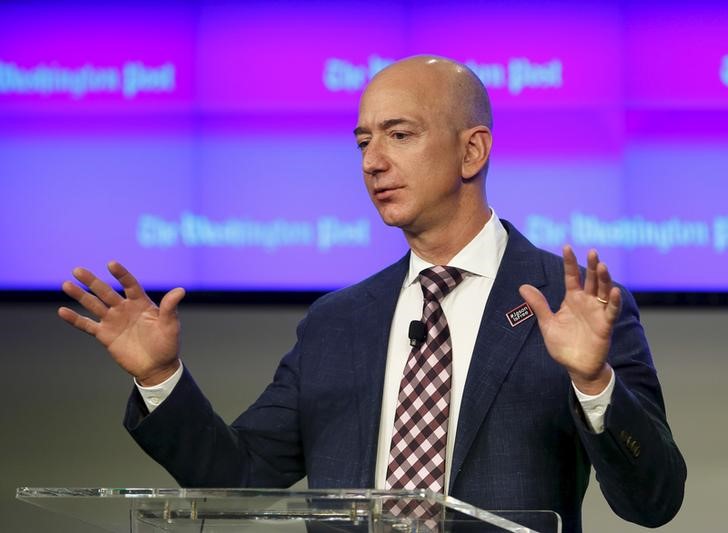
[353, 118, 418, 136]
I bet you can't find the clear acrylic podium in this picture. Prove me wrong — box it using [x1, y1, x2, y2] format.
[17, 488, 561, 532]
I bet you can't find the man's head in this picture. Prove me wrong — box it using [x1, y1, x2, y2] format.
[354, 55, 493, 241]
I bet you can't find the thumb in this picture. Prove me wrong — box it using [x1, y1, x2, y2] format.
[519, 284, 553, 325]
[159, 287, 186, 321]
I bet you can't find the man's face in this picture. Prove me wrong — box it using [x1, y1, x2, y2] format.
[354, 68, 466, 236]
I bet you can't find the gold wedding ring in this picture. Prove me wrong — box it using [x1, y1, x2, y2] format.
[596, 297, 608, 305]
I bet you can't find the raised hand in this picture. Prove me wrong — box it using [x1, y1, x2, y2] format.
[58, 261, 185, 386]
[519, 246, 622, 395]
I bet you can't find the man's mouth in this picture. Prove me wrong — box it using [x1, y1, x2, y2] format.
[373, 186, 402, 201]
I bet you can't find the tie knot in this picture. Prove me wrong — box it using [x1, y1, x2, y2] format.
[419, 266, 464, 302]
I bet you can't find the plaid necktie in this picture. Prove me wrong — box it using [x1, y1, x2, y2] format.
[386, 265, 464, 497]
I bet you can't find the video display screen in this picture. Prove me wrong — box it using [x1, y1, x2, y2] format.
[1, 1, 726, 292]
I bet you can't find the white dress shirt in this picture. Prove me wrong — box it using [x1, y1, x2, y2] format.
[137, 211, 614, 492]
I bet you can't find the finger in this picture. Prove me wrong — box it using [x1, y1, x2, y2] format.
[159, 287, 186, 321]
[57, 306, 100, 336]
[583, 249, 599, 296]
[73, 267, 124, 307]
[61, 280, 109, 318]
[605, 286, 622, 324]
[596, 261, 614, 303]
[519, 284, 553, 326]
[107, 261, 147, 301]
[562, 245, 582, 292]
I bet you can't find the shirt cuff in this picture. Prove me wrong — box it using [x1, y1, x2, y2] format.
[134, 362, 184, 413]
[572, 368, 615, 434]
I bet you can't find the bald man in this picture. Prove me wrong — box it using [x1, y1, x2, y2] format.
[61, 56, 686, 532]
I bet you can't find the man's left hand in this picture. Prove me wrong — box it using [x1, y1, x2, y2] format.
[519, 245, 621, 395]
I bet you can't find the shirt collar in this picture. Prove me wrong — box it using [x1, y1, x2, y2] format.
[404, 209, 509, 288]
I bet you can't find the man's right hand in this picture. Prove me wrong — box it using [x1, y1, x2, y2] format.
[58, 261, 185, 386]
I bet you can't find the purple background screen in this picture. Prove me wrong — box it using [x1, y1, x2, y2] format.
[1, 1, 727, 292]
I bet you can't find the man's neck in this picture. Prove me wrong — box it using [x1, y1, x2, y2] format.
[405, 207, 491, 265]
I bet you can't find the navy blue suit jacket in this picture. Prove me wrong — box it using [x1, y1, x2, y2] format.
[125, 221, 686, 533]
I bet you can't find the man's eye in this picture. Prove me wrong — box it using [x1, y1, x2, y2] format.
[392, 131, 409, 140]
[357, 140, 369, 151]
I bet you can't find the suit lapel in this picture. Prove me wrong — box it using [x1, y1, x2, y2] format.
[350, 254, 409, 487]
[449, 221, 548, 491]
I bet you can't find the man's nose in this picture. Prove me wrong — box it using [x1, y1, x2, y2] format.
[362, 138, 388, 176]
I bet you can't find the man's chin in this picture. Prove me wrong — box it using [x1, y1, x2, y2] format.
[374, 205, 418, 231]
[380, 218, 403, 228]
[376, 212, 410, 229]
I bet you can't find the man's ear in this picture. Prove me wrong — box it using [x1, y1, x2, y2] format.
[461, 126, 492, 180]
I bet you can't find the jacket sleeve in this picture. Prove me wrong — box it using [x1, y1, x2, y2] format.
[569, 288, 687, 527]
[124, 316, 310, 488]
